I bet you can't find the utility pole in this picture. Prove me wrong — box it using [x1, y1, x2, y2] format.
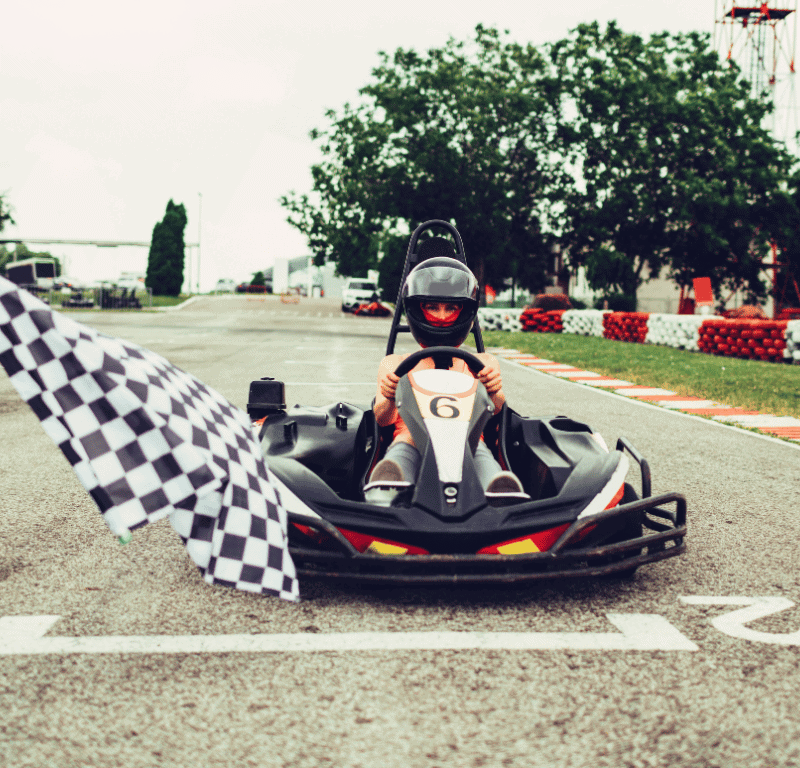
[197, 192, 202, 294]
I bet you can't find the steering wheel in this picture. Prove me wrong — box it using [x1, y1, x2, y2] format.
[393, 346, 485, 379]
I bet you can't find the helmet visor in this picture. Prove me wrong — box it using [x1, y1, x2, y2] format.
[405, 265, 477, 301]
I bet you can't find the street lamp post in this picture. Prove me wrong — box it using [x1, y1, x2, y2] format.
[197, 192, 202, 294]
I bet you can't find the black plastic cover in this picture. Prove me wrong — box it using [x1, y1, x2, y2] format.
[247, 379, 286, 420]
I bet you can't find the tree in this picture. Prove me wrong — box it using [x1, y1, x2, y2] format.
[251, 270, 266, 287]
[280, 26, 569, 300]
[0, 193, 16, 276]
[0, 192, 14, 233]
[145, 200, 187, 296]
[550, 23, 794, 305]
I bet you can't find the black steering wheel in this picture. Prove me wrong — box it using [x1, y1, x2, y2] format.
[393, 346, 485, 379]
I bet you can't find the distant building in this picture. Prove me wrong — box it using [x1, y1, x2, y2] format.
[262, 258, 377, 299]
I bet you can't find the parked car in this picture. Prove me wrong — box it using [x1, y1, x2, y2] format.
[341, 279, 380, 312]
[215, 278, 237, 293]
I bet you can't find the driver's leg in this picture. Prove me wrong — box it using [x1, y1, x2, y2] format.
[474, 442, 526, 495]
[370, 441, 421, 484]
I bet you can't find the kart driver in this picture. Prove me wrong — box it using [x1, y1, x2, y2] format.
[367, 242, 525, 502]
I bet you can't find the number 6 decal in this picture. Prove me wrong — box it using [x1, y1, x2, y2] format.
[429, 396, 460, 419]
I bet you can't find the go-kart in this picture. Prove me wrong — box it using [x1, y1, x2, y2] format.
[247, 221, 686, 583]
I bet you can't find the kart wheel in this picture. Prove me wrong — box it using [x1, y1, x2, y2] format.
[341, 304, 348, 313]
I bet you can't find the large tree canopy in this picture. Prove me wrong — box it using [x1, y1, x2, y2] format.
[550, 23, 794, 304]
[145, 200, 187, 296]
[281, 25, 570, 300]
[283, 23, 797, 308]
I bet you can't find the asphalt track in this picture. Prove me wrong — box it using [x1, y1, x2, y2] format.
[2, 294, 800, 768]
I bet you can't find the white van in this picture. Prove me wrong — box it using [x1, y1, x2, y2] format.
[214, 278, 237, 293]
[341, 278, 379, 312]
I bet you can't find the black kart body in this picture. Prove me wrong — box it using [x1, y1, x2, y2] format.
[249, 221, 686, 583]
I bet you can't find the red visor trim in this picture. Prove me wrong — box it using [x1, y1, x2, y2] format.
[422, 306, 462, 326]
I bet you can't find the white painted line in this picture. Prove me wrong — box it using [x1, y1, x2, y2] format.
[655, 400, 719, 410]
[0, 614, 698, 655]
[552, 371, 601, 378]
[712, 414, 800, 427]
[582, 379, 634, 388]
[680, 596, 800, 646]
[616, 388, 676, 397]
[511, 358, 552, 363]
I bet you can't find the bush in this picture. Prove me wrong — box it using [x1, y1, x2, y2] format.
[595, 292, 637, 312]
[531, 293, 572, 311]
[723, 304, 767, 319]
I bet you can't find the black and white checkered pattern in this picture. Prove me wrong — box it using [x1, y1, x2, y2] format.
[0, 277, 298, 602]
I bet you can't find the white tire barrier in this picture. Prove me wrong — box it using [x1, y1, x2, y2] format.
[786, 319, 800, 363]
[645, 314, 704, 351]
[561, 309, 607, 337]
[478, 307, 524, 332]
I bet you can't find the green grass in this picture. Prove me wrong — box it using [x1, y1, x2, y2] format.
[42, 291, 193, 310]
[483, 330, 800, 419]
[147, 294, 193, 307]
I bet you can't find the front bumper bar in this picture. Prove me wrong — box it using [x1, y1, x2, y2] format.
[288, 492, 687, 583]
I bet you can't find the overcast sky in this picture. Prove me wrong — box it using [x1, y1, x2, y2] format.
[3, 1, 717, 289]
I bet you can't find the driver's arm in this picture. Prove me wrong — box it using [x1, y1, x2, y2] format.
[373, 354, 403, 427]
[475, 352, 506, 413]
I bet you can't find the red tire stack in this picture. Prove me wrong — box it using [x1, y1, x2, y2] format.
[521, 308, 565, 332]
[520, 307, 544, 331]
[542, 310, 565, 332]
[602, 312, 650, 342]
[698, 319, 788, 360]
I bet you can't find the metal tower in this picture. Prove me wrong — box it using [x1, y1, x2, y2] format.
[715, 1, 798, 141]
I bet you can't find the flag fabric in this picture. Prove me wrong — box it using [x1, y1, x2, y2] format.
[0, 277, 298, 602]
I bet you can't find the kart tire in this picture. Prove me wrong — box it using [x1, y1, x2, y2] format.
[341, 304, 348, 313]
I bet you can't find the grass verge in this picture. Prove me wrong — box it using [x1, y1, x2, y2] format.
[483, 330, 800, 419]
[148, 294, 193, 307]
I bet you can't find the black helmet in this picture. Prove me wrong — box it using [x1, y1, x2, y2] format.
[402, 256, 479, 348]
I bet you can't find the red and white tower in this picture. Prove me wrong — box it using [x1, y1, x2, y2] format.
[715, 1, 798, 142]
[715, 3, 800, 318]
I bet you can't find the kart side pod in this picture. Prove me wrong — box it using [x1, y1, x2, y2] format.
[247, 378, 286, 420]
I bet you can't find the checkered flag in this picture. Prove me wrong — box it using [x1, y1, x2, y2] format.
[0, 277, 298, 602]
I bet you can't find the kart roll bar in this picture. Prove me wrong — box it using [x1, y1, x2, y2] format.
[386, 220, 485, 355]
[616, 437, 652, 498]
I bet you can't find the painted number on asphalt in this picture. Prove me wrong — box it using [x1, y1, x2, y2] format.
[680, 596, 800, 646]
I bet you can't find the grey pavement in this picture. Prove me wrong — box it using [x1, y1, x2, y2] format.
[1, 295, 799, 768]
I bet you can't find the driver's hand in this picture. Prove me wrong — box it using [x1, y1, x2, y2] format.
[379, 370, 400, 401]
[477, 363, 502, 395]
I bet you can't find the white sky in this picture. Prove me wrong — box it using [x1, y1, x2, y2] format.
[2, 1, 717, 290]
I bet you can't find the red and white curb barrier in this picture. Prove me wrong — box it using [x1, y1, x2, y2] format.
[492, 348, 800, 443]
